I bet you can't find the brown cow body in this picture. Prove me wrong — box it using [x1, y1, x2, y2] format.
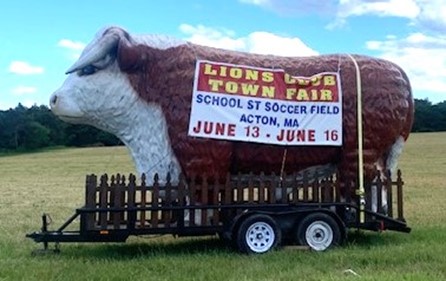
[120, 40, 413, 181]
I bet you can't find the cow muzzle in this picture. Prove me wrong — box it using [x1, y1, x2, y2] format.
[49, 93, 58, 108]
[49, 92, 84, 122]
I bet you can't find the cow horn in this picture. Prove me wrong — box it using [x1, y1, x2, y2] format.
[65, 28, 123, 74]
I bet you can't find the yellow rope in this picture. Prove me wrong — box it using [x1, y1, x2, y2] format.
[347, 54, 365, 224]
[279, 148, 288, 186]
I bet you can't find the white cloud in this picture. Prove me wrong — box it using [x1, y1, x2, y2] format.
[245, 32, 318, 56]
[415, 0, 446, 32]
[180, 24, 318, 56]
[339, 0, 420, 18]
[11, 86, 37, 96]
[366, 33, 446, 102]
[239, 0, 271, 5]
[8, 61, 44, 75]
[179, 24, 245, 50]
[332, 1, 446, 32]
[58, 39, 86, 50]
[327, 0, 420, 29]
[58, 39, 86, 60]
[239, 0, 337, 16]
[240, 0, 446, 33]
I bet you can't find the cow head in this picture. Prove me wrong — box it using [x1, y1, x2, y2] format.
[50, 27, 139, 134]
[49, 26, 183, 180]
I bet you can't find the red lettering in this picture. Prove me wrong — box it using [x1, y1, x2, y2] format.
[192, 121, 236, 137]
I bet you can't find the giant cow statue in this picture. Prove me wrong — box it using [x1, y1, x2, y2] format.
[50, 26, 413, 196]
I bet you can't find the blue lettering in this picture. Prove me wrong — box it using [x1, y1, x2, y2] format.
[310, 105, 339, 114]
[196, 94, 203, 103]
[264, 101, 306, 114]
[284, 118, 299, 127]
[240, 114, 278, 126]
[196, 94, 243, 109]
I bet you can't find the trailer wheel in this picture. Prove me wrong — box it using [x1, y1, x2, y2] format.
[236, 214, 281, 254]
[296, 213, 341, 251]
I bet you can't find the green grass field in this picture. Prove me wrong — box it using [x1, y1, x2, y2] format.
[0, 132, 445, 281]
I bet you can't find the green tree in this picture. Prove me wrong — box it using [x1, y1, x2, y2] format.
[0, 104, 28, 149]
[412, 99, 446, 132]
[27, 105, 67, 146]
[413, 99, 434, 132]
[432, 101, 446, 131]
[22, 121, 50, 149]
[65, 124, 120, 147]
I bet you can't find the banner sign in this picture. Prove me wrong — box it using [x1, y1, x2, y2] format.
[188, 60, 343, 146]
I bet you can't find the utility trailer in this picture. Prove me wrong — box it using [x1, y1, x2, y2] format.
[27, 169, 410, 254]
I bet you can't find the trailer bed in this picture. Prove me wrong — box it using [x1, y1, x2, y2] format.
[27, 169, 410, 253]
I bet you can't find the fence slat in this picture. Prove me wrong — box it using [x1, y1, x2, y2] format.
[212, 177, 220, 226]
[258, 172, 265, 204]
[386, 170, 393, 218]
[151, 174, 159, 228]
[139, 173, 147, 228]
[312, 181, 319, 203]
[162, 173, 172, 228]
[177, 174, 186, 228]
[376, 173, 383, 215]
[335, 173, 341, 203]
[269, 172, 276, 204]
[200, 175, 208, 226]
[84, 174, 97, 231]
[120, 175, 126, 223]
[397, 170, 404, 220]
[281, 172, 287, 204]
[248, 172, 254, 204]
[236, 173, 243, 203]
[99, 174, 108, 229]
[189, 174, 196, 226]
[292, 172, 299, 204]
[302, 172, 309, 202]
[112, 174, 122, 229]
[224, 173, 232, 205]
[127, 174, 136, 230]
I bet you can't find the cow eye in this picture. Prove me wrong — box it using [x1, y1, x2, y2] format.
[80, 65, 97, 76]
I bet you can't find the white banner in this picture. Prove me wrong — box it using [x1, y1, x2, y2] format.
[188, 60, 343, 146]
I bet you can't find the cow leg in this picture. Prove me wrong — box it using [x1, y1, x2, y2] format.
[373, 136, 405, 214]
[372, 158, 387, 213]
[386, 136, 405, 176]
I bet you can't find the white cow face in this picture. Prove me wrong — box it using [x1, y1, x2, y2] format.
[50, 54, 138, 136]
[50, 26, 185, 136]
[50, 26, 137, 134]
[49, 26, 183, 181]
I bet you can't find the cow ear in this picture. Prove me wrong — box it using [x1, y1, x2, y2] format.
[117, 37, 147, 72]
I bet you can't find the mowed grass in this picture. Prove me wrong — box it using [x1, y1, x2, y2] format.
[0, 132, 445, 281]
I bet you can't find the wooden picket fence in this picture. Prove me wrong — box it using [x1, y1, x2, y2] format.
[81, 170, 405, 232]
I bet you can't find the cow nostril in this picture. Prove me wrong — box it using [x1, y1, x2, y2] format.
[50, 95, 58, 106]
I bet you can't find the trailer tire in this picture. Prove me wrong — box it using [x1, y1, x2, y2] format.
[236, 214, 281, 254]
[296, 213, 341, 251]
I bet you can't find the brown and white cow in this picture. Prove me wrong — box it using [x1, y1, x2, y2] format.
[50, 26, 413, 205]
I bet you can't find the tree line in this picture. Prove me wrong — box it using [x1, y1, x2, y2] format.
[0, 104, 120, 152]
[0, 99, 445, 152]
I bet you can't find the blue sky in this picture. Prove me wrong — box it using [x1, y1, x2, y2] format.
[1, 0, 445, 110]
